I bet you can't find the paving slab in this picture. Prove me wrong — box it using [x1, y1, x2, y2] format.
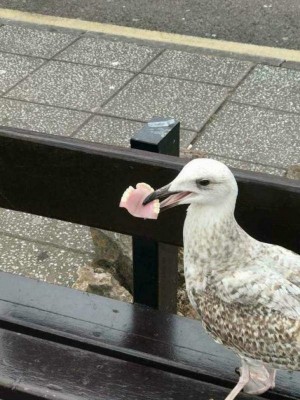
[56, 36, 160, 71]
[0, 208, 95, 254]
[281, 61, 300, 71]
[0, 98, 89, 135]
[74, 114, 196, 148]
[232, 65, 300, 114]
[102, 74, 229, 131]
[204, 155, 286, 176]
[5, 60, 134, 111]
[0, 52, 43, 93]
[193, 102, 300, 169]
[144, 49, 253, 86]
[0, 24, 77, 58]
[0, 233, 93, 286]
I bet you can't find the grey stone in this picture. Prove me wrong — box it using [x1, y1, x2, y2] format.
[179, 130, 197, 148]
[193, 102, 300, 170]
[144, 49, 253, 86]
[0, 24, 77, 58]
[0, 233, 93, 287]
[178, 148, 284, 175]
[74, 114, 195, 148]
[280, 61, 300, 71]
[71, 32, 283, 67]
[57, 36, 160, 71]
[178, 284, 199, 320]
[232, 65, 300, 114]
[75, 116, 144, 147]
[90, 228, 132, 292]
[205, 155, 286, 176]
[0, 208, 95, 254]
[0, 52, 43, 93]
[180, 148, 207, 159]
[286, 164, 300, 180]
[102, 74, 229, 130]
[88, 229, 194, 316]
[73, 264, 132, 303]
[0, 98, 89, 135]
[6, 60, 133, 111]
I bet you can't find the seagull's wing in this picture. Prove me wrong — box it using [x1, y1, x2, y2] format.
[264, 244, 300, 288]
[216, 264, 300, 320]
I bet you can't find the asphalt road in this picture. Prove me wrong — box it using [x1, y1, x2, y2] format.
[0, 0, 299, 50]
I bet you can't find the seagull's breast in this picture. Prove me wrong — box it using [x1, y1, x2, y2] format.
[182, 205, 300, 370]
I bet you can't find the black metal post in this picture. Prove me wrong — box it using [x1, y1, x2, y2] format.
[130, 117, 180, 313]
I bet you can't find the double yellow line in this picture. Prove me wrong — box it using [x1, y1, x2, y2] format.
[1, 8, 300, 62]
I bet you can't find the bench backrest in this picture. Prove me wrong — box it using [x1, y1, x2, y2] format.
[0, 126, 299, 250]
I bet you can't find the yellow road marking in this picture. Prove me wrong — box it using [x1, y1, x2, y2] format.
[0, 8, 300, 62]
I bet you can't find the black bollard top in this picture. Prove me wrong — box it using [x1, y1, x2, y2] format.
[130, 116, 180, 156]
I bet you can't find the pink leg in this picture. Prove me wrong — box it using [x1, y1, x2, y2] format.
[225, 360, 250, 400]
[243, 362, 277, 395]
[266, 367, 276, 389]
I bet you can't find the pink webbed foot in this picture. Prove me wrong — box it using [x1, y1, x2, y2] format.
[243, 361, 276, 395]
[225, 360, 250, 400]
[226, 359, 276, 400]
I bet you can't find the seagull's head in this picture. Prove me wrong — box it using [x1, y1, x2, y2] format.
[143, 158, 238, 211]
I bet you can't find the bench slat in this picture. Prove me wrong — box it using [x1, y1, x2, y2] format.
[0, 272, 298, 399]
[0, 327, 246, 400]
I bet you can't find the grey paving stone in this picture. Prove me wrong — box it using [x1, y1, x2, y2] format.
[0, 24, 77, 58]
[0, 233, 93, 287]
[0, 98, 89, 135]
[77, 32, 283, 66]
[144, 49, 253, 86]
[281, 61, 300, 71]
[57, 36, 160, 71]
[0, 52, 43, 93]
[204, 155, 286, 176]
[6, 60, 133, 111]
[0, 208, 95, 254]
[232, 65, 300, 114]
[102, 74, 229, 131]
[193, 102, 300, 169]
[74, 114, 195, 148]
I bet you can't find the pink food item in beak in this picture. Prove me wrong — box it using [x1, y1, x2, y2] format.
[119, 183, 160, 219]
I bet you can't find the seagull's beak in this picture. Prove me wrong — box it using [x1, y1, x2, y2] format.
[143, 184, 192, 211]
[143, 184, 172, 205]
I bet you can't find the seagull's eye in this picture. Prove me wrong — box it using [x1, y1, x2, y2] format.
[197, 179, 210, 187]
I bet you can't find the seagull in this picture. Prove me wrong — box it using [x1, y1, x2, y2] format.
[143, 158, 300, 400]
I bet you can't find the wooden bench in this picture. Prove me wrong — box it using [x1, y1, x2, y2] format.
[0, 124, 299, 400]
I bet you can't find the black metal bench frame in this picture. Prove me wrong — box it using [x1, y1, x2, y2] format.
[0, 123, 299, 400]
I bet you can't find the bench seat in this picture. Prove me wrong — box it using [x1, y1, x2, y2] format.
[0, 272, 298, 400]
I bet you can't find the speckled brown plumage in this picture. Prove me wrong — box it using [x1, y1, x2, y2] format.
[184, 207, 300, 372]
[192, 289, 300, 370]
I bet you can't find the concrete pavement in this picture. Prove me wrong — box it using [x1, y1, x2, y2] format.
[0, 18, 298, 287]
